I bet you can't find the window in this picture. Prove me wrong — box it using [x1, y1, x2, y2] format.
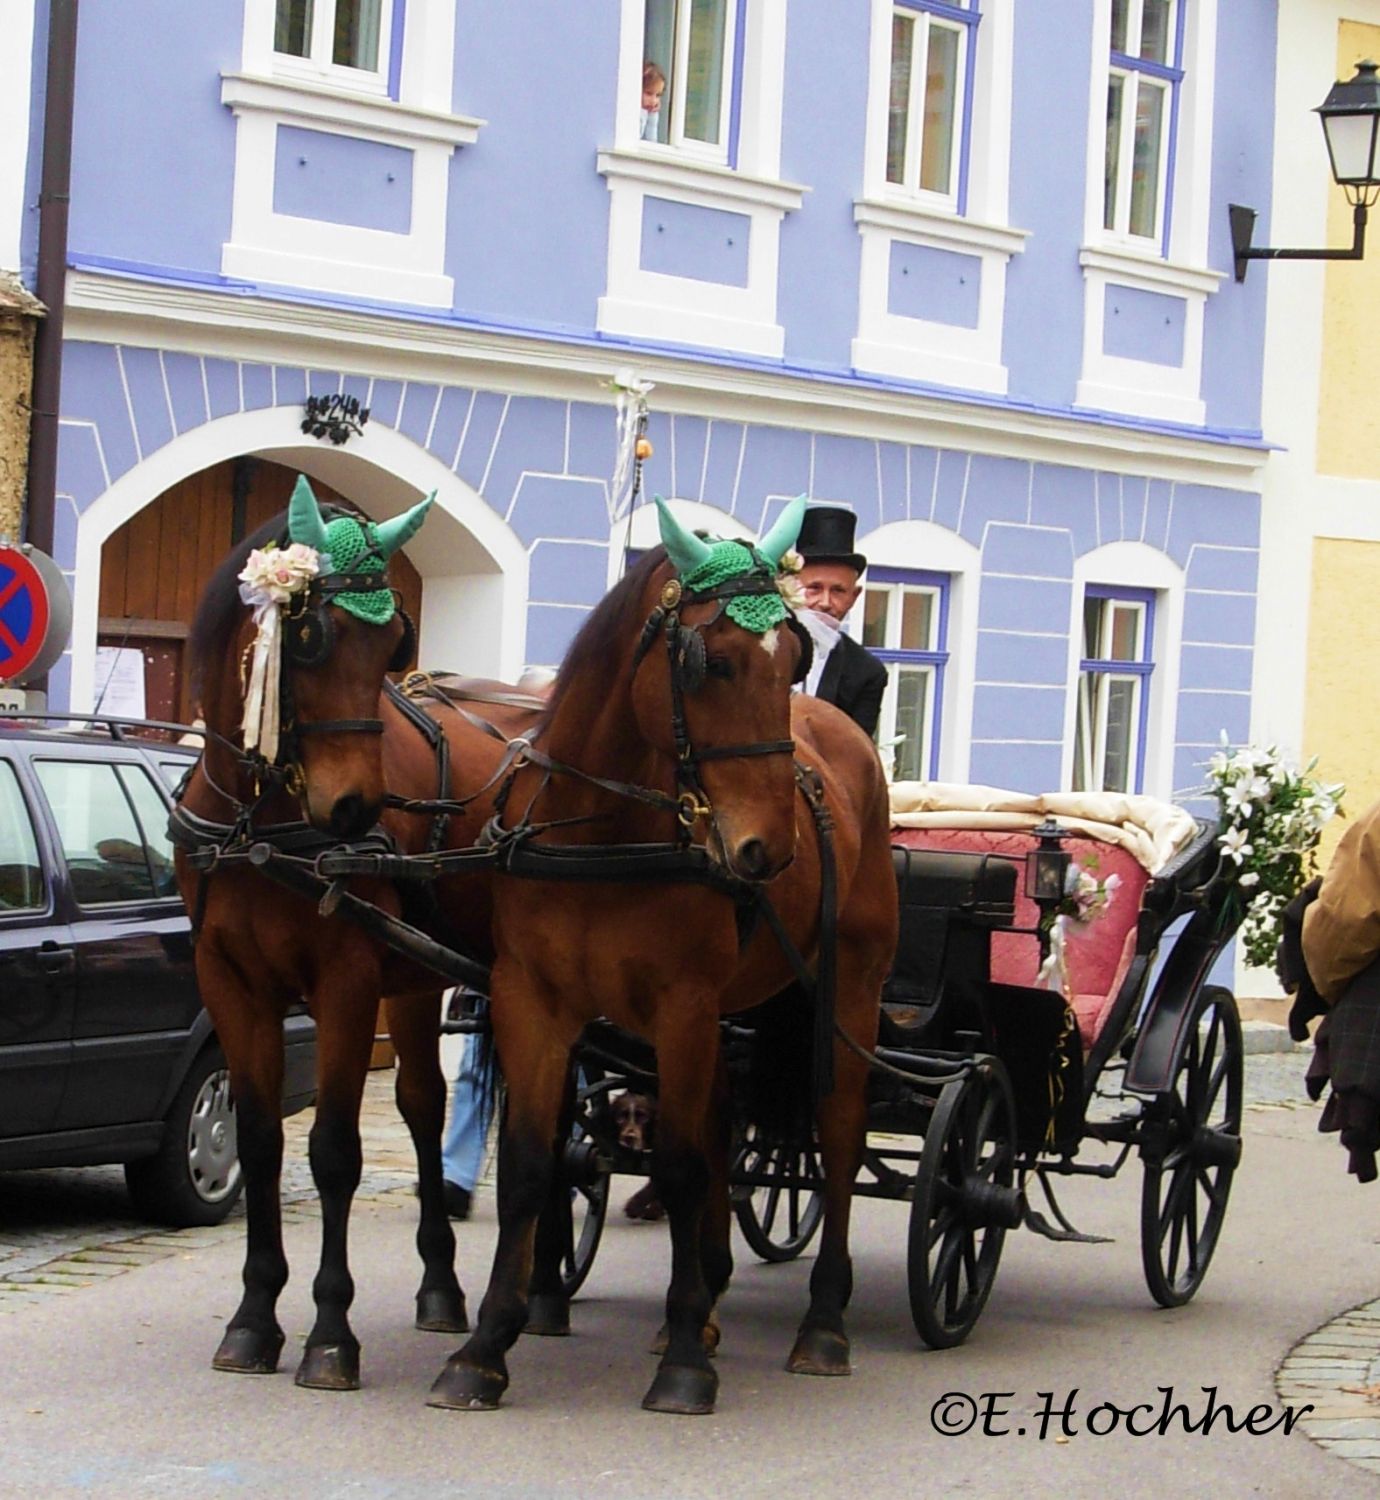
[1071, 588, 1154, 795]
[34, 762, 175, 906]
[1103, 0, 1182, 246]
[640, 0, 741, 159]
[861, 568, 950, 781]
[0, 762, 43, 912]
[884, 1, 979, 206]
[274, 0, 391, 84]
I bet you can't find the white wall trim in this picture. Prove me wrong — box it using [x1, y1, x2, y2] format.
[0, 0, 35, 273]
[63, 268, 1271, 488]
[69, 408, 528, 710]
[222, 2, 470, 308]
[853, 0, 1022, 396]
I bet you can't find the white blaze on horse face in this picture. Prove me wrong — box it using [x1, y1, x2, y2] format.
[758, 627, 780, 658]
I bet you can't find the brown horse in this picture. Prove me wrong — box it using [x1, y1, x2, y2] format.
[173, 477, 538, 1390]
[427, 498, 899, 1415]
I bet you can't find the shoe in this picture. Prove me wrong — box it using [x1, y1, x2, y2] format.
[442, 1181, 473, 1221]
[623, 1182, 664, 1221]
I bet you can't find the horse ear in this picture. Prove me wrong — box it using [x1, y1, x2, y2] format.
[655, 497, 713, 576]
[287, 475, 331, 553]
[757, 493, 807, 568]
[375, 491, 436, 560]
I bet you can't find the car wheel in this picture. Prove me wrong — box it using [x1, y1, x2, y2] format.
[125, 1043, 244, 1227]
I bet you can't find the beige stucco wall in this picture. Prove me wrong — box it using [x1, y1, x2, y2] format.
[0, 277, 41, 541]
[1316, 19, 1380, 479]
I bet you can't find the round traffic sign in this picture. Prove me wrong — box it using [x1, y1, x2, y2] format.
[0, 546, 57, 682]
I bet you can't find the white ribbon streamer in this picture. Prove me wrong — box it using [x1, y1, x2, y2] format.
[241, 600, 283, 764]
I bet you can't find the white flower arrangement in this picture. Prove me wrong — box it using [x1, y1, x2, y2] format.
[237, 541, 320, 607]
[1058, 859, 1121, 925]
[1204, 733, 1344, 968]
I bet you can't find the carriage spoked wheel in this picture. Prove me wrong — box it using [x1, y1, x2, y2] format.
[1139, 984, 1243, 1309]
[907, 1059, 1020, 1349]
[731, 1121, 825, 1263]
[553, 1061, 612, 1300]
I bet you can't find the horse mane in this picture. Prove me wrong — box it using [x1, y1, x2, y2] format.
[538, 545, 667, 730]
[186, 512, 286, 708]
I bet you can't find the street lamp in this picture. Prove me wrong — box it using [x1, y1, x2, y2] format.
[1230, 59, 1380, 282]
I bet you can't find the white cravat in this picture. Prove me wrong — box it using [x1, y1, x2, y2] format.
[798, 606, 844, 698]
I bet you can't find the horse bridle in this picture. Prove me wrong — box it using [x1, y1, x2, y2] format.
[246, 536, 416, 793]
[630, 561, 812, 845]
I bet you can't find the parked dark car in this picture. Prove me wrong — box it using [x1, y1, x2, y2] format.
[0, 719, 316, 1226]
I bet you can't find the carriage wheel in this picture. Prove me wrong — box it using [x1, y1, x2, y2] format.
[554, 1062, 612, 1299]
[907, 1061, 1019, 1350]
[731, 1122, 825, 1262]
[1139, 984, 1243, 1309]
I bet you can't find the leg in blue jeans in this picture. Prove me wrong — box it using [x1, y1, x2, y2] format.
[442, 1030, 493, 1196]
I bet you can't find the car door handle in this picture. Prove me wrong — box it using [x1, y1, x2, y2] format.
[36, 945, 75, 975]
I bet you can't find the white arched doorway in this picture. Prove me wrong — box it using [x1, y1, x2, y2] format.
[70, 408, 528, 712]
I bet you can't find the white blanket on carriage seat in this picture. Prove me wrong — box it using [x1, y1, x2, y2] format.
[888, 781, 1199, 875]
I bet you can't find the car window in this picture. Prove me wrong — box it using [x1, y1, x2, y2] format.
[118, 765, 179, 897]
[157, 758, 194, 795]
[33, 759, 157, 904]
[0, 760, 44, 911]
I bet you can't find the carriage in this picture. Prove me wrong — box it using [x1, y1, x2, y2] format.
[497, 781, 1244, 1350]
[158, 477, 1249, 1411]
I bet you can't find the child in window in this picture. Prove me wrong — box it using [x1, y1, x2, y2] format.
[641, 60, 666, 141]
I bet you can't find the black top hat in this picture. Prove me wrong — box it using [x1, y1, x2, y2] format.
[796, 506, 867, 574]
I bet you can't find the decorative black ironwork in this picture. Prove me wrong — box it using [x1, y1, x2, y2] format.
[302, 394, 370, 445]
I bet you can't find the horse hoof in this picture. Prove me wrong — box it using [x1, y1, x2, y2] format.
[212, 1325, 284, 1375]
[416, 1288, 469, 1334]
[642, 1362, 718, 1416]
[427, 1357, 508, 1411]
[786, 1325, 852, 1377]
[295, 1342, 362, 1391]
[524, 1293, 571, 1337]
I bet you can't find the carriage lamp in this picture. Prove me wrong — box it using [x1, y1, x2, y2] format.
[1230, 60, 1380, 281]
[1025, 818, 1071, 960]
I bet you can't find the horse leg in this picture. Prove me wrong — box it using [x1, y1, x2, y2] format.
[642, 1016, 720, 1415]
[295, 967, 379, 1391]
[428, 994, 575, 1411]
[526, 1065, 578, 1337]
[201, 948, 289, 1376]
[386, 993, 467, 1334]
[786, 1019, 871, 1377]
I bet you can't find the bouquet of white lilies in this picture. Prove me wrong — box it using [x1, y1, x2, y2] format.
[1204, 735, 1344, 968]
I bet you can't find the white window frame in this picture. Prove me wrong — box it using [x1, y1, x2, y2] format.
[852, 0, 1025, 395]
[1102, 0, 1179, 248]
[1076, 0, 1224, 424]
[855, 520, 979, 782]
[271, 0, 395, 97]
[640, 0, 740, 164]
[599, 0, 805, 358]
[1061, 541, 1184, 801]
[222, 0, 480, 308]
[1072, 590, 1153, 795]
[882, 1, 975, 211]
[862, 569, 950, 783]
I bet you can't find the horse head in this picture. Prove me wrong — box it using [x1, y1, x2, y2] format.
[232, 476, 433, 838]
[630, 495, 811, 883]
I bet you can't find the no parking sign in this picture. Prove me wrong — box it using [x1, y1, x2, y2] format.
[0, 545, 71, 684]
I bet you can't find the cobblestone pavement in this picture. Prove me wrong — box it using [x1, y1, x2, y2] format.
[6, 1037, 1377, 1479]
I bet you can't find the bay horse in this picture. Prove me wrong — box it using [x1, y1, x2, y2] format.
[427, 497, 899, 1415]
[173, 476, 538, 1390]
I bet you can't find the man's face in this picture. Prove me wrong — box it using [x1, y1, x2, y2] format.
[799, 561, 861, 622]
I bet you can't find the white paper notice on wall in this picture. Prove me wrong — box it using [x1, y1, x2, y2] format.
[93, 646, 147, 720]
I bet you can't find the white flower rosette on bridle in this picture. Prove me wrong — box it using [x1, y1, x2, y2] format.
[237, 541, 322, 764]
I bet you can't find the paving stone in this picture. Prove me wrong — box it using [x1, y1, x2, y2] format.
[1300, 1418, 1380, 1439]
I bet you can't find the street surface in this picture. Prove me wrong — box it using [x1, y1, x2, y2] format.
[1, 1048, 1377, 1498]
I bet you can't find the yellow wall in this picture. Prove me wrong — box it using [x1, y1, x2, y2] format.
[1317, 20, 1380, 478]
[1303, 537, 1380, 864]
